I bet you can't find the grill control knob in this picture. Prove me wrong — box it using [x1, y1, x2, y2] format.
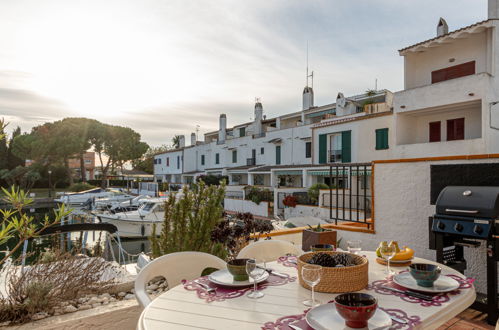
[454, 223, 464, 232]
[474, 225, 483, 235]
[437, 221, 445, 230]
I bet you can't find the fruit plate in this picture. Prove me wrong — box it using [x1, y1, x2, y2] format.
[393, 272, 460, 293]
[305, 303, 392, 330]
[377, 257, 413, 264]
[208, 269, 269, 287]
[376, 258, 412, 267]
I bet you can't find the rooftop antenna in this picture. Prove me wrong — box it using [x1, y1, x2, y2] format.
[375, 78, 378, 91]
[306, 41, 314, 88]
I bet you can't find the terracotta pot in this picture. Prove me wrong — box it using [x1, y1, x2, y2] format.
[302, 229, 337, 252]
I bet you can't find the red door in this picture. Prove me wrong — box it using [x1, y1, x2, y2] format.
[429, 121, 441, 142]
[447, 118, 465, 141]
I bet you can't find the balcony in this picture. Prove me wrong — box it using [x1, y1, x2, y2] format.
[246, 158, 256, 166]
[328, 150, 342, 163]
[252, 132, 266, 139]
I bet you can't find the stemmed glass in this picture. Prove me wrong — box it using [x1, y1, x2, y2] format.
[246, 259, 265, 299]
[302, 264, 322, 307]
[380, 242, 396, 276]
[347, 240, 362, 254]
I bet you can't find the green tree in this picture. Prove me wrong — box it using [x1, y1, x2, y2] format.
[7, 126, 24, 170]
[133, 145, 170, 174]
[0, 120, 8, 170]
[172, 135, 181, 149]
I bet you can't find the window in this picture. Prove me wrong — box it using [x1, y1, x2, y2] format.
[215, 153, 219, 164]
[158, 158, 161, 164]
[328, 133, 342, 162]
[177, 156, 180, 169]
[153, 159, 157, 164]
[167, 157, 169, 166]
[232, 150, 237, 163]
[276, 145, 281, 165]
[432, 61, 475, 84]
[261, 147, 264, 155]
[429, 121, 441, 142]
[201, 155, 205, 166]
[239, 127, 246, 137]
[305, 142, 311, 158]
[375, 128, 389, 150]
[447, 118, 465, 141]
[84, 159, 92, 164]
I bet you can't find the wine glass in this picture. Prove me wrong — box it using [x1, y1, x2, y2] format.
[347, 240, 362, 254]
[302, 264, 322, 307]
[380, 242, 396, 276]
[246, 259, 265, 299]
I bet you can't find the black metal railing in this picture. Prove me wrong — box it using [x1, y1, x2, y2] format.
[326, 163, 373, 229]
[328, 150, 342, 163]
[247, 158, 256, 166]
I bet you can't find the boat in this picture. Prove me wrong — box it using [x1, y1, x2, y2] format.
[95, 198, 165, 238]
[54, 188, 135, 207]
[94, 194, 152, 212]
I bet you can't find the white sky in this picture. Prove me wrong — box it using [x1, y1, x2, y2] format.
[0, 0, 486, 146]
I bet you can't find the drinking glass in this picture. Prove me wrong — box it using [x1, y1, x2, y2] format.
[302, 264, 322, 307]
[347, 240, 362, 254]
[380, 242, 396, 276]
[246, 259, 265, 299]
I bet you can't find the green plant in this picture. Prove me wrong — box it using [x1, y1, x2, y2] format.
[307, 223, 330, 232]
[0, 187, 69, 266]
[24, 281, 53, 312]
[150, 181, 227, 259]
[68, 182, 96, 192]
[245, 186, 273, 205]
[307, 183, 329, 205]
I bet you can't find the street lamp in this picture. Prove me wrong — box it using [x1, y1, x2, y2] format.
[48, 170, 52, 198]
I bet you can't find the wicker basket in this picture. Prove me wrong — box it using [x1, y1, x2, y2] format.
[297, 251, 368, 293]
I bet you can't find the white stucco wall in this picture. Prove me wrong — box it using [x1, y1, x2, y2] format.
[224, 198, 269, 217]
[153, 150, 184, 177]
[404, 30, 489, 89]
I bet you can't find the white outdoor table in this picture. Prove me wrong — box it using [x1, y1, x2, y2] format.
[138, 251, 476, 330]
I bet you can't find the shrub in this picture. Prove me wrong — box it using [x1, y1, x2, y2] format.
[307, 183, 329, 205]
[283, 195, 298, 208]
[150, 181, 227, 260]
[196, 175, 228, 186]
[68, 182, 96, 192]
[245, 186, 273, 205]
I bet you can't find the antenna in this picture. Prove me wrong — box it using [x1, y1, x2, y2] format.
[306, 41, 313, 88]
[375, 78, 378, 91]
[306, 41, 309, 87]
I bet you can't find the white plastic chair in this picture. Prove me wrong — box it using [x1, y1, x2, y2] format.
[237, 240, 301, 262]
[134, 251, 226, 308]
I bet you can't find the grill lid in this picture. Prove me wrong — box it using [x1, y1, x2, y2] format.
[435, 186, 499, 219]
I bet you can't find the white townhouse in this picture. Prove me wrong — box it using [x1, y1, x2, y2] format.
[153, 135, 186, 185]
[392, 6, 499, 158]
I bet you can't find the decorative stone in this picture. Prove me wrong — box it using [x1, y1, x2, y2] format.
[87, 297, 101, 305]
[100, 293, 111, 299]
[77, 297, 88, 304]
[131, 288, 135, 294]
[148, 284, 159, 291]
[118, 292, 126, 297]
[124, 293, 135, 300]
[146, 289, 153, 294]
[91, 303, 101, 308]
[31, 312, 48, 320]
[78, 304, 92, 311]
[102, 300, 109, 305]
[63, 305, 77, 313]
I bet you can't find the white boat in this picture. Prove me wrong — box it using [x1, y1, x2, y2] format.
[96, 198, 165, 238]
[55, 188, 134, 207]
[94, 194, 151, 212]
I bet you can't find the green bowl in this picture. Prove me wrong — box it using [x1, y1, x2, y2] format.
[227, 258, 250, 281]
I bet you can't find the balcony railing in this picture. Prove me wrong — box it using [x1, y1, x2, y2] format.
[246, 158, 256, 166]
[252, 132, 266, 139]
[328, 150, 342, 163]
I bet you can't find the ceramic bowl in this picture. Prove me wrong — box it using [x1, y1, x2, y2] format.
[311, 244, 335, 252]
[334, 293, 378, 328]
[227, 258, 250, 281]
[409, 263, 441, 287]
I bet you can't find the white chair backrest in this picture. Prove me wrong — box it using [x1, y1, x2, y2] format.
[134, 251, 226, 308]
[237, 240, 301, 262]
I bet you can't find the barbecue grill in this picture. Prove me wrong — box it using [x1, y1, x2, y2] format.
[429, 186, 499, 325]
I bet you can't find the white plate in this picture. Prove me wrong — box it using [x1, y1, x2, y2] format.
[378, 257, 413, 264]
[393, 272, 460, 293]
[208, 269, 269, 287]
[305, 303, 392, 330]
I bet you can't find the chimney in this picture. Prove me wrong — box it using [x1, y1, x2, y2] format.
[254, 101, 263, 135]
[179, 135, 185, 148]
[191, 132, 196, 146]
[302, 86, 314, 110]
[218, 114, 226, 143]
[490, 0, 499, 19]
[437, 18, 448, 37]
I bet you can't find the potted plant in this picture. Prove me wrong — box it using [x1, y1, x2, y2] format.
[302, 224, 337, 252]
[283, 195, 298, 208]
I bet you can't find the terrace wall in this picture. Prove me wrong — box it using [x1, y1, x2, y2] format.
[224, 198, 269, 217]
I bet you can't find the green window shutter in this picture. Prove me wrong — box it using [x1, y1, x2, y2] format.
[201, 155, 205, 165]
[276, 145, 281, 165]
[341, 131, 351, 163]
[375, 128, 389, 150]
[232, 150, 237, 163]
[215, 153, 219, 164]
[239, 127, 245, 137]
[318, 134, 327, 164]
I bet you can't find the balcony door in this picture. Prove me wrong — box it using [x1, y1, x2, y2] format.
[447, 118, 465, 141]
[329, 133, 342, 163]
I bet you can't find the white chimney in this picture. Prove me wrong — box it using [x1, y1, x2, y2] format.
[178, 135, 185, 148]
[190, 132, 196, 146]
[489, 0, 499, 19]
[437, 18, 448, 37]
[218, 114, 226, 143]
[254, 101, 263, 135]
[302, 86, 314, 110]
